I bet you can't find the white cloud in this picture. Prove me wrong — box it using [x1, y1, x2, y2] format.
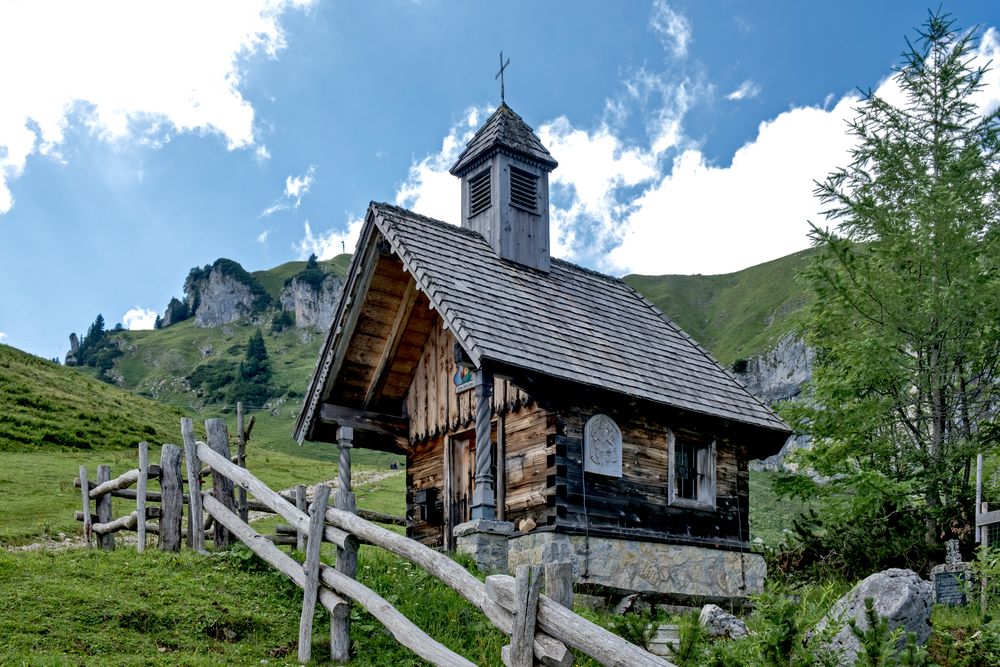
[257, 230, 270, 245]
[260, 165, 317, 217]
[650, 0, 692, 59]
[0, 331, 6, 344]
[255, 145, 272, 162]
[0, 0, 315, 215]
[395, 107, 486, 225]
[295, 217, 363, 260]
[284, 166, 316, 206]
[123, 307, 158, 330]
[726, 79, 761, 101]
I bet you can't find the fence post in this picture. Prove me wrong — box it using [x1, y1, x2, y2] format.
[299, 484, 331, 664]
[181, 418, 204, 552]
[136, 442, 149, 553]
[79, 465, 92, 548]
[159, 444, 183, 552]
[96, 465, 115, 550]
[205, 418, 237, 549]
[544, 562, 574, 610]
[237, 402, 248, 523]
[295, 484, 308, 552]
[507, 564, 542, 667]
[331, 426, 357, 663]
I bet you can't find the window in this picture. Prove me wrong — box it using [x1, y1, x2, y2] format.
[468, 169, 491, 217]
[509, 166, 538, 213]
[667, 430, 715, 509]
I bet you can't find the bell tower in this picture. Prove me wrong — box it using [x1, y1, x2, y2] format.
[449, 103, 558, 272]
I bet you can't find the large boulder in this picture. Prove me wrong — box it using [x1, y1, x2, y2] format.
[811, 569, 932, 665]
[699, 604, 748, 639]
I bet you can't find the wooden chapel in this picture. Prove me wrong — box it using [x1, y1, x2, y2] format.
[295, 102, 790, 601]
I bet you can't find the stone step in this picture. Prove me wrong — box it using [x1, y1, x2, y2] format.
[646, 624, 680, 657]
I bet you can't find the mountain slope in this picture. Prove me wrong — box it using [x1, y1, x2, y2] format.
[623, 247, 817, 365]
[0, 344, 184, 452]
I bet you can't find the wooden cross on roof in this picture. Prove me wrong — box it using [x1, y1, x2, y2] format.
[495, 51, 510, 104]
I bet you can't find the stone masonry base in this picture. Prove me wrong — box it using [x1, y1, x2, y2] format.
[507, 532, 766, 601]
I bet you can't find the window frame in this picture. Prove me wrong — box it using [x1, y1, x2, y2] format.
[667, 429, 717, 510]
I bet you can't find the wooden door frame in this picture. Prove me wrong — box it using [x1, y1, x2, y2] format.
[443, 418, 504, 549]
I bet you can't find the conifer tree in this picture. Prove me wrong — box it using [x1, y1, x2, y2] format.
[786, 11, 1000, 554]
[229, 329, 274, 407]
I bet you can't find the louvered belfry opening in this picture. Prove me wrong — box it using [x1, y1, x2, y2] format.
[468, 169, 491, 217]
[449, 103, 558, 272]
[509, 166, 538, 213]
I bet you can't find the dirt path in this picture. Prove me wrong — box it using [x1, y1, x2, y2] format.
[8, 469, 403, 553]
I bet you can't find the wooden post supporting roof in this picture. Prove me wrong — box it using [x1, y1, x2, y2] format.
[471, 369, 496, 520]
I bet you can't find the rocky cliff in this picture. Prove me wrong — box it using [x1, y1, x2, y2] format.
[192, 266, 261, 327]
[279, 273, 343, 330]
[735, 333, 815, 470]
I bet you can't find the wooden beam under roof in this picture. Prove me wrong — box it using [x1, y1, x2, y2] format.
[363, 276, 418, 410]
[318, 403, 409, 450]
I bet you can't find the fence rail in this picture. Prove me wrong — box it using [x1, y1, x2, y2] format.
[72, 413, 672, 667]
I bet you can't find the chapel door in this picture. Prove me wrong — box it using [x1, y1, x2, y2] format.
[449, 432, 475, 540]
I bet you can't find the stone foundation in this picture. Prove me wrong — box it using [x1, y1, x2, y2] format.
[507, 532, 766, 600]
[454, 519, 514, 573]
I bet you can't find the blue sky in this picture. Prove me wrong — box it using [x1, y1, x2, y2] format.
[2, 1, 1000, 360]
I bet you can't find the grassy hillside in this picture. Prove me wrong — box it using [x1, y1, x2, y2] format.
[624, 247, 817, 365]
[0, 344, 184, 452]
[251, 253, 351, 301]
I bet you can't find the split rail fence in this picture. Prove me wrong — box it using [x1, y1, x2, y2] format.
[74, 414, 674, 667]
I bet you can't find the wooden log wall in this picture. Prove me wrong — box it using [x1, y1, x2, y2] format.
[401, 316, 558, 546]
[553, 404, 748, 549]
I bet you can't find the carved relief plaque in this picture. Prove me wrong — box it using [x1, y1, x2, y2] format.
[584, 414, 622, 478]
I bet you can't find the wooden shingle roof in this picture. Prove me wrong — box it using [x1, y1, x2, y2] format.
[371, 202, 789, 434]
[449, 103, 558, 176]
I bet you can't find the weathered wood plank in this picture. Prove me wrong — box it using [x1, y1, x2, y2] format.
[237, 402, 248, 523]
[182, 418, 204, 552]
[89, 468, 140, 499]
[486, 574, 673, 667]
[79, 465, 92, 548]
[194, 441, 357, 550]
[322, 505, 571, 666]
[158, 444, 183, 552]
[509, 565, 542, 667]
[544, 562, 574, 610]
[295, 484, 307, 552]
[137, 442, 148, 553]
[96, 465, 114, 550]
[206, 418, 237, 549]
[299, 484, 330, 664]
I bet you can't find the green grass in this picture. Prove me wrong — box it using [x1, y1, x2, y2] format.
[624, 246, 817, 364]
[0, 345, 184, 452]
[748, 469, 821, 548]
[0, 443, 403, 546]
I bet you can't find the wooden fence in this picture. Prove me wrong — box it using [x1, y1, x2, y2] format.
[73, 415, 673, 667]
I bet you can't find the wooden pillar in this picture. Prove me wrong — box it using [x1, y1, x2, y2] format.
[79, 465, 92, 548]
[237, 402, 248, 523]
[331, 425, 357, 663]
[181, 418, 205, 552]
[96, 465, 115, 550]
[471, 369, 496, 520]
[206, 418, 237, 548]
[136, 442, 149, 553]
[295, 484, 308, 552]
[507, 565, 542, 667]
[158, 444, 183, 552]
[299, 483, 331, 664]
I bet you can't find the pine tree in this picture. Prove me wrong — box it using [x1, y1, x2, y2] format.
[229, 329, 273, 407]
[786, 11, 1000, 554]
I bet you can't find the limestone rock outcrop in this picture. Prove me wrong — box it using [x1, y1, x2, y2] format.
[278, 273, 342, 330]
